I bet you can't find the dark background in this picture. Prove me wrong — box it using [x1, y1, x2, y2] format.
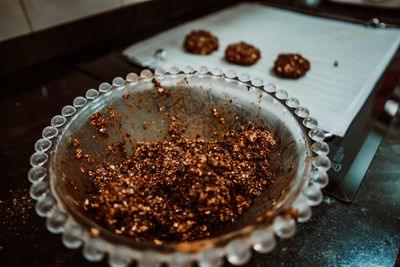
[1, 1, 399, 266]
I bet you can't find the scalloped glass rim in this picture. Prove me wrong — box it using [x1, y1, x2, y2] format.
[28, 66, 330, 266]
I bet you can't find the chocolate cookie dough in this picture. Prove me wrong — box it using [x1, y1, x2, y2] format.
[183, 30, 219, 55]
[273, 53, 310, 79]
[80, 115, 277, 243]
[225, 42, 261, 66]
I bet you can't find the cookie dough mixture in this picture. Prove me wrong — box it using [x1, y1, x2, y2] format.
[183, 30, 219, 55]
[225, 42, 261, 66]
[78, 113, 277, 243]
[273, 53, 310, 79]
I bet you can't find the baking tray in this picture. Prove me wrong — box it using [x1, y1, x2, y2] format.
[123, 2, 400, 137]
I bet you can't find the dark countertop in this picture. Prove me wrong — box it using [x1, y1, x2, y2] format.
[1, 1, 400, 266]
[0, 51, 399, 267]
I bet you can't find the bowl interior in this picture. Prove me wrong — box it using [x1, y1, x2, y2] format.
[50, 74, 311, 250]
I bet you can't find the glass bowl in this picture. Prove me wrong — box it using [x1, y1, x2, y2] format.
[28, 66, 330, 266]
